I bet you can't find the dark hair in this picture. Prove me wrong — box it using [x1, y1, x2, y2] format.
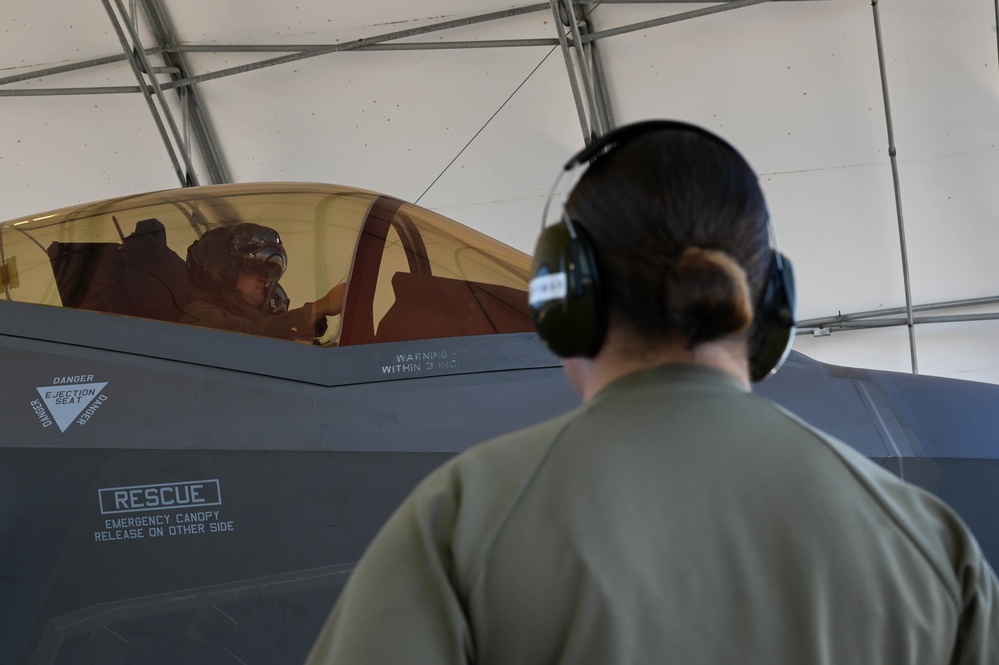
[565, 127, 771, 349]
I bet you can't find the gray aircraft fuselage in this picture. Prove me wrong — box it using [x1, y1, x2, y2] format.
[3, 182, 999, 665]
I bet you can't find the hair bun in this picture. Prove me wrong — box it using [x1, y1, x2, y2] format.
[670, 247, 753, 346]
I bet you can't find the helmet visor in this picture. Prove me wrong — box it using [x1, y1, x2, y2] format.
[241, 247, 287, 284]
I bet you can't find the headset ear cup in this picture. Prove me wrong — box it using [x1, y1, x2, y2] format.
[749, 253, 796, 382]
[529, 220, 606, 358]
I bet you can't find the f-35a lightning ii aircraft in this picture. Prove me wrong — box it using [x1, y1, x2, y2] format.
[2, 182, 998, 664]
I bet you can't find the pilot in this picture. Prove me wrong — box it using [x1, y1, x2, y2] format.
[305, 122, 999, 664]
[182, 223, 345, 341]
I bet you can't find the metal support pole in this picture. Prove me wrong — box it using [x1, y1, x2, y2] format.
[101, 0, 196, 187]
[586, 23, 617, 131]
[142, 0, 232, 184]
[0, 87, 144, 97]
[102, 0, 193, 186]
[564, 0, 607, 137]
[585, 0, 770, 41]
[177, 39, 560, 53]
[798, 294, 999, 330]
[0, 53, 154, 87]
[161, 4, 550, 90]
[871, 0, 918, 374]
[799, 311, 999, 334]
[550, 0, 592, 141]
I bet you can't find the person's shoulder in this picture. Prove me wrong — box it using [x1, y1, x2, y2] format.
[455, 409, 579, 478]
[403, 410, 581, 576]
[767, 399, 986, 586]
[183, 290, 233, 310]
[407, 409, 580, 524]
[180, 291, 221, 318]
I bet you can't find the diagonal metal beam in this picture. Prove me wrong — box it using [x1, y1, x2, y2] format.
[101, 0, 199, 186]
[2, 1, 788, 97]
[0, 52, 156, 87]
[0, 87, 144, 96]
[582, 0, 772, 42]
[549, 0, 770, 143]
[550, 0, 617, 142]
[158, 4, 551, 91]
[550, 0, 593, 140]
[140, 0, 230, 184]
[586, 21, 616, 131]
[563, 0, 609, 137]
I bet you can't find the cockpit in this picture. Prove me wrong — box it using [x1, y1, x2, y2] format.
[0, 182, 534, 346]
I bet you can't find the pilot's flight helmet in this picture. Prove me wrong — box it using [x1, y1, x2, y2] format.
[187, 223, 288, 294]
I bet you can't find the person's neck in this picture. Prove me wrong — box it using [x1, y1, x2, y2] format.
[563, 328, 751, 402]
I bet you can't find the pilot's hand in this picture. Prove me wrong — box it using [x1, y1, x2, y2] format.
[316, 282, 347, 318]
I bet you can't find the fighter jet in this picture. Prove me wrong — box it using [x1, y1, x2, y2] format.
[2, 182, 997, 664]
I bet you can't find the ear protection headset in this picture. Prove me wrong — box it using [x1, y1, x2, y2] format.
[529, 119, 796, 382]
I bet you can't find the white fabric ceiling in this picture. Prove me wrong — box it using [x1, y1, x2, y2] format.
[4, 0, 999, 383]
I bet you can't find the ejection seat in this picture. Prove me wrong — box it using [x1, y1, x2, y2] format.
[337, 195, 533, 346]
[374, 273, 533, 343]
[48, 218, 194, 323]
